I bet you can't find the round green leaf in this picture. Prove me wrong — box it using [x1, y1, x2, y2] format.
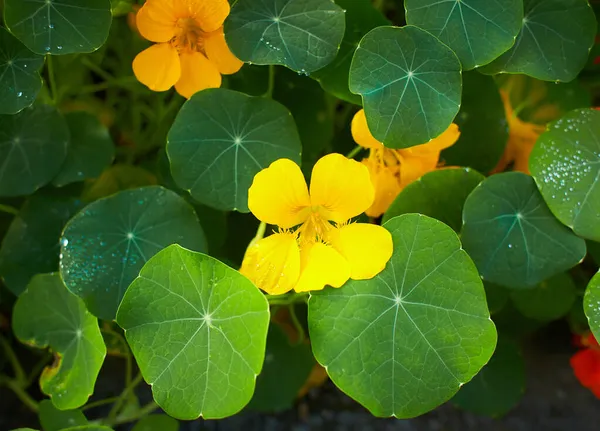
[530, 109, 600, 242]
[584, 271, 600, 340]
[0, 191, 82, 295]
[0, 105, 69, 197]
[39, 399, 87, 431]
[311, 0, 389, 104]
[248, 324, 315, 412]
[0, 27, 44, 115]
[452, 338, 525, 417]
[479, 0, 597, 82]
[131, 415, 178, 431]
[405, 0, 522, 70]
[116, 244, 270, 420]
[442, 71, 508, 173]
[4, 0, 113, 55]
[349, 26, 462, 149]
[461, 172, 586, 289]
[225, 0, 345, 73]
[510, 272, 577, 321]
[382, 167, 484, 232]
[60, 186, 208, 320]
[12, 273, 106, 410]
[309, 214, 497, 418]
[53, 112, 115, 187]
[167, 88, 302, 212]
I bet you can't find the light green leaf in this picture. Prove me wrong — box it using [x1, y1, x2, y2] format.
[584, 271, 600, 341]
[39, 399, 87, 431]
[0, 105, 69, 197]
[452, 338, 525, 417]
[60, 186, 207, 320]
[349, 25, 462, 149]
[530, 109, 600, 241]
[405, 0, 522, 70]
[0, 191, 82, 295]
[167, 88, 302, 212]
[510, 272, 576, 321]
[4, 0, 113, 55]
[12, 273, 106, 409]
[441, 71, 508, 173]
[117, 244, 270, 420]
[131, 415, 179, 431]
[311, 0, 389, 104]
[53, 112, 115, 187]
[383, 167, 484, 232]
[225, 0, 345, 73]
[461, 172, 586, 289]
[309, 214, 497, 418]
[479, 0, 597, 82]
[81, 165, 157, 202]
[0, 27, 44, 115]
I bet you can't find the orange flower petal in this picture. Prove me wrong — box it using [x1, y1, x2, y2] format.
[294, 242, 350, 293]
[174, 51, 221, 99]
[136, 0, 178, 42]
[571, 348, 600, 391]
[204, 28, 244, 75]
[177, 0, 230, 33]
[133, 43, 181, 92]
[351, 109, 384, 150]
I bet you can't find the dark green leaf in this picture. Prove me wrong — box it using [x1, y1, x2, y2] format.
[383, 167, 484, 232]
[510, 272, 577, 321]
[480, 0, 597, 82]
[167, 88, 302, 212]
[588, 241, 600, 267]
[0, 105, 69, 197]
[530, 109, 600, 241]
[461, 172, 586, 288]
[60, 186, 207, 320]
[81, 165, 157, 202]
[309, 214, 496, 418]
[0, 27, 44, 114]
[492, 302, 545, 338]
[39, 399, 87, 431]
[4, 0, 113, 55]
[349, 26, 462, 149]
[484, 282, 509, 315]
[225, 0, 345, 73]
[131, 415, 179, 431]
[584, 271, 600, 340]
[12, 273, 106, 409]
[117, 244, 270, 420]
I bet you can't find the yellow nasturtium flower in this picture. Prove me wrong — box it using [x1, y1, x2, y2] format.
[351, 109, 460, 217]
[132, 0, 243, 98]
[241, 154, 393, 295]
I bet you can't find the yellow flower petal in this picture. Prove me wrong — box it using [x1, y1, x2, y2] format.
[248, 159, 311, 229]
[204, 28, 244, 75]
[351, 109, 384, 150]
[136, 0, 178, 43]
[330, 223, 393, 280]
[362, 158, 402, 218]
[294, 242, 350, 293]
[174, 51, 221, 99]
[309, 153, 375, 223]
[133, 43, 181, 92]
[177, 0, 230, 33]
[240, 233, 300, 295]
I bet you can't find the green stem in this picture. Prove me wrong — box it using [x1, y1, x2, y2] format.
[25, 352, 51, 388]
[106, 373, 144, 424]
[0, 377, 39, 413]
[82, 396, 121, 411]
[263, 65, 276, 98]
[0, 335, 26, 384]
[247, 221, 267, 250]
[46, 55, 59, 104]
[111, 401, 159, 426]
[267, 292, 309, 306]
[346, 145, 363, 159]
[76, 76, 138, 94]
[0, 204, 19, 215]
[81, 57, 115, 82]
[289, 304, 305, 344]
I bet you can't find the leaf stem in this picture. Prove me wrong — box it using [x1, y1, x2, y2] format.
[0, 376, 39, 413]
[111, 401, 159, 426]
[263, 65, 276, 98]
[248, 221, 267, 250]
[267, 292, 309, 306]
[46, 55, 59, 104]
[82, 396, 121, 411]
[25, 352, 52, 388]
[0, 335, 26, 384]
[0, 203, 19, 215]
[289, 304, 305, 344]
[346, 145, 364, 159]
[106, 372, 144, 425]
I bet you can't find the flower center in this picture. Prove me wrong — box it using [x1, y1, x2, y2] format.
[172, 17, 205, 53]
[296, 210, 333, 247]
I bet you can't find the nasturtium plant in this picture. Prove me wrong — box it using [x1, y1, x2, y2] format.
[584, 272, 600, 340]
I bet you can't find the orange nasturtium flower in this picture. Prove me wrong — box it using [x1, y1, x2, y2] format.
[351, 109, 460, 218]
[132, 0, 243, 98]
[570, 332, 600, 398]
[240, 154, 393, 295]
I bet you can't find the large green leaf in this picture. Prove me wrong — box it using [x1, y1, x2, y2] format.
[12, 273, 106, 409]
[53, 112, 115, 187]
[441, 71, 508, 173]
[383, 167, 484, 232]
[349, 26, 462, 149]
[510, 272, 576, 321]
[60, 186, 207, 320]
[225, 0, 345, 73]
[309, 214, 497, 418]
[480, 0, 597, 82]
[39, 399, 87, 431]
[585, 272, 600, 341]
[0, 191, 82, 295]
[311, 0, 389, 104]
[4, 0, 113, 55]
[461, 172, 586, 289]
[0, 105, 69, 197]
[117, 244, 270, 420]
[530, 109, 600, 242]
[405, 0, 522, 70]
[452, 338, 525, 417]
[131, 415, 178, 431]
[0, 27, 44, 115]
[167, 89, 302, 212]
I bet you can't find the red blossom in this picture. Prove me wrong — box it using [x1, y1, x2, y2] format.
[571, 333, 600, 398]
